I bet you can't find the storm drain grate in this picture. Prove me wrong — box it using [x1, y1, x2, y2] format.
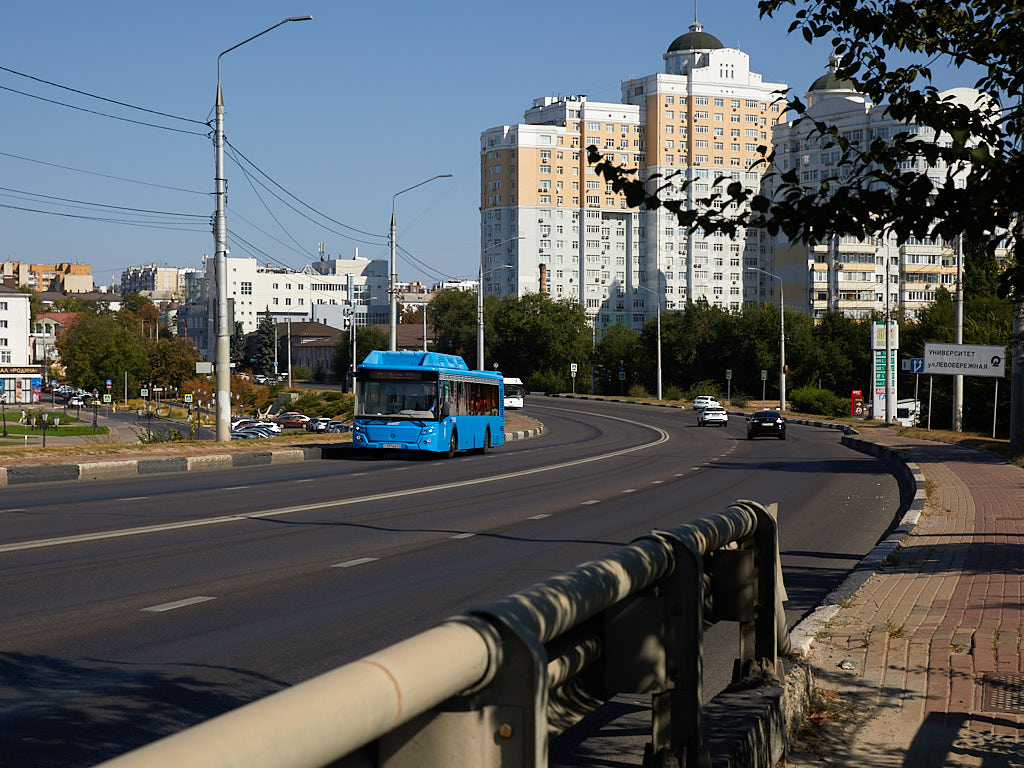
[981, 673, 1024, 714]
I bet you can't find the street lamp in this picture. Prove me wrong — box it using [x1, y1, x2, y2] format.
[389, 174, 453, 351]
[213, 15, 312, 442]
[478, 236, 523, 370]
[749, 267, 786, 411]
[635, 284, 663, 401]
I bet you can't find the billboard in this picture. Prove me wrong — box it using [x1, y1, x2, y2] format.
[923, 343, 1006, 378]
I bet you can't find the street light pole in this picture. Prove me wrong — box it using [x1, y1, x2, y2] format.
[749, 267, 786, 411]
[477, 236, 522, 370]
[389, 174, 453, 351]
[214, 15, 312, 442]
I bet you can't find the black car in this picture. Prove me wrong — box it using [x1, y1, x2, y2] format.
[746, 410, 786, 440]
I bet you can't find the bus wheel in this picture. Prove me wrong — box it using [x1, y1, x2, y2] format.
[479, 427, 491, 455]
[447, 431, 458, 459]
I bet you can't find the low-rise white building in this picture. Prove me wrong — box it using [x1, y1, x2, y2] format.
[0, 285, 41, 404]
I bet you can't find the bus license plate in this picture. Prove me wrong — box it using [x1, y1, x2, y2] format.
[381, 443, 402, 449]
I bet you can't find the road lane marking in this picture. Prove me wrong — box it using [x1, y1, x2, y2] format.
[621, 489, 636, 494]
[331, 557, 379, 568]
[674, 473, 685, 477]
[582, 500, 601, 505]
[223, 486, 250, 491]
[142, 596, 215, 613]
[450, 532, 476, 539]
[651, 480, 664, 485]
[118, 497, 149, 501]
[2, 409, 669, 554]
[527, 513, 551, 520]
[294, 479, 316, 483]
[0, 508, 26, 513]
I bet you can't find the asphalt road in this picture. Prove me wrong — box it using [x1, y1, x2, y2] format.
[0, 398, 906, 767]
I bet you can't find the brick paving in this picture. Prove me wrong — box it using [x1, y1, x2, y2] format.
[787, 430, 1024, 767]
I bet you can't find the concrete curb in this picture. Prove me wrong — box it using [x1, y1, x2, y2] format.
[0, 421, 547, 486]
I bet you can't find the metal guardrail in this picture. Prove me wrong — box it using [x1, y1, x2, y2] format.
[96, 500, 789, 768]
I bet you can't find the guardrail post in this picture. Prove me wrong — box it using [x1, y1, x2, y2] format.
[643, 530, 711, 768]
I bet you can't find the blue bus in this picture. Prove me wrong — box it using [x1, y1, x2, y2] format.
[352, 350, 505, 457]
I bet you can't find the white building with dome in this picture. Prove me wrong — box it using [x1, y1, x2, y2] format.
[770, 57, 984, 319]
[479, 21, 787, 332]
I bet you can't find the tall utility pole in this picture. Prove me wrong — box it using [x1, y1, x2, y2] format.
[885, 254, 894, 424]
[213, 15, 312, 441]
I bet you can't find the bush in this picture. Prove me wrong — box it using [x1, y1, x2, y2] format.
[790, 386, 847, 418]
[528, 370, 571, 394]
[291, 364, 312, 381]
[627, 384, 649, 398]
[730, 391, 750, 408]
[664, 385, 685, 402]
[685, 380, 722, 402]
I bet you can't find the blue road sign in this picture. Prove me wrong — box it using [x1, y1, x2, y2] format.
[908, 357, 924, 374]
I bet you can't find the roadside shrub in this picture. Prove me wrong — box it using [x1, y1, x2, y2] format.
[628, 384, 649, 398]
[291, 364, 312, 381]
[790, 386, 847, 418]
[684, 380, 722, 402]
[664, 385, 685, 402]
[730, 391, 750, 408]
[528, 370, 570, 394]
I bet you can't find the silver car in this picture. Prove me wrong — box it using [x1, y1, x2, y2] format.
[697, 405, 728, 427]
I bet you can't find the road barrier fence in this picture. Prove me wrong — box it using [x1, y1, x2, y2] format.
[97, 499, 789, 768]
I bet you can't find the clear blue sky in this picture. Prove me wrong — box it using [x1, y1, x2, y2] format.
[0, 1, 979, 290]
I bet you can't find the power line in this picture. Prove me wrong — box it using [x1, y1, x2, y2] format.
[0, 185, 205, 219]
[0, 64, 208, 126]
[0, 84, 208, 136]
[0, 150, 208, 195]
[0, 201, 207, 231]
[227, 206, 315, 265]
[224, 138, 387, 241]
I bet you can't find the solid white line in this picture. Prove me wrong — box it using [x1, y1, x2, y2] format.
[527, 513, 551, 520]
[331, 557, 379, 568]
[142, 596, 215, 613]
[2, 408, 670, 554]
[582, 500, 601, 505]
[0, 508, 26, 513]
[450, 532, 476, 539]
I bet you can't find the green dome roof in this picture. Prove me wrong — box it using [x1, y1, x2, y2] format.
[809, 56, 858, 92]
[668, 22, 723, 52]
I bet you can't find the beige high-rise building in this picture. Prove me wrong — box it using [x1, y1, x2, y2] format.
[480, 21, 787, 331]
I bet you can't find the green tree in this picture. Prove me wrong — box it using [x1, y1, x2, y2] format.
[333, 326, 390, 383]
[149, 337, 201, 389]
[18, 285, 45, 320]
[52, 295, 100, 314]
[594, 324, 642, 394]
[428, 288, 478, 359]
[253, 311, 276, 377]
[229, 321, 246, 368]
[964, 241, 1001, 301]
[55, 312, 149, 397]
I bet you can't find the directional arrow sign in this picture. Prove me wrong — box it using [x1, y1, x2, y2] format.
[923, 343, 1005, 378]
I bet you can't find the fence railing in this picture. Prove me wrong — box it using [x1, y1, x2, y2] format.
[96, 499, 789, 768]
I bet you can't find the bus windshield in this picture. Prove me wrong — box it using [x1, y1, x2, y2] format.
[357, 377, 438, 420]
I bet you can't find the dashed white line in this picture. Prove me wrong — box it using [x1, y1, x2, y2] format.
[294, 478, 316, 483]
[674, 473, 685, 477]
[621, 489, 636, 494]
[582, 500, 601, 505]
[142, 596, 215, 613]
[223, 486, 250, 491]
[0, 508, 26, 513]
[331, 557, 379, 568]
[118, 496, 149, 501]
[527, 513, 551, 520]
[450, 532, 476, 539]
[651, 480, 664, 485]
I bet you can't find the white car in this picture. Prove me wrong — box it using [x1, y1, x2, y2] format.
[692, 395, 719, 411]
[697, 405, 728, 427]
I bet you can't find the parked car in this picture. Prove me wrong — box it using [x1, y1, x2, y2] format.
[253, 374, 268, 385]
[697, 405, 728, 427]
[326, 420, 352, 433]
[67, 396, 85, 408]
[305, 417, 331, 433]
[746, 410, 786, 440]
[692, 395, 719, 411]
[274, 412, 309, 429]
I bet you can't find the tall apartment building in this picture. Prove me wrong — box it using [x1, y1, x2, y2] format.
[120, 263, 199, 301]
[1, 261, 93, 293]
[480, 22, 786, 330]
[770, 59, 984, 319]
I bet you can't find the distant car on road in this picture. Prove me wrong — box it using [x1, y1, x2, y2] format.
[67, 396, 85, 408]
[305, 417, 331, 432]
[692, 395, 719, 411]
[326, 420, 352, 433]
[746, 410, 786, 440]
[697, 405, 728, 427]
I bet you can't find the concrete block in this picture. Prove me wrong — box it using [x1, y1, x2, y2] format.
[78, 460, 139, 481]
[0, 467, 6, 485]
[5, 464, 80, 484]
[185, 455, 233, 472]
[270, 449, 307, 464]
[233, 451, 272, 467]
[138, 457, 188, 474]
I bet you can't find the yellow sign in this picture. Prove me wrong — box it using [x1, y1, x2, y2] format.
[184, 393, 194, 403]
[102, 394, 112, 403]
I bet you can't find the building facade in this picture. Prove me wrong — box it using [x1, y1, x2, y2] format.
[1, 261, 93, 294]
[0, 285, 41, 404]
[770, 61, 984, 319]
[120, 264, 199, 301]
[480, 21, 786, 330]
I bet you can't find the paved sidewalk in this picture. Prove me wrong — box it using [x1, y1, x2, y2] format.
[787, 428, 1024, 767]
